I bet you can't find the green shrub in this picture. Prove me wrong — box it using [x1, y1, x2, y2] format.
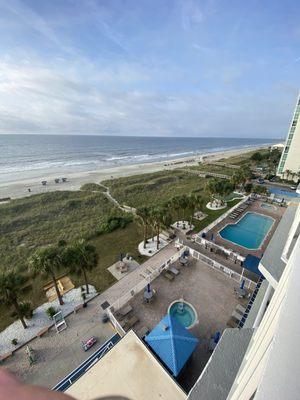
[46, 306, 57, 319]
[80, 183, 105, 192]
[99, 215, 133, 234]
[11, 302, 33, 319]
[11, 338, 18, 346]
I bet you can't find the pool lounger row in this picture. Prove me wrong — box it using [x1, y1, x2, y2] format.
[229, 204, 249, 219]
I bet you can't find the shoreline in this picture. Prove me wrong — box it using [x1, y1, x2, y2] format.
[0, 145, 267, 200]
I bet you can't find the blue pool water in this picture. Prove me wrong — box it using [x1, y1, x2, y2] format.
[268, 187, 299, 198]
[169, 301, 196, 328]
[260, 203, 276, 211]
[219, 212, 274, 249]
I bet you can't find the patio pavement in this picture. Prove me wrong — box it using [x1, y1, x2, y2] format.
[118, 257, 249, 392]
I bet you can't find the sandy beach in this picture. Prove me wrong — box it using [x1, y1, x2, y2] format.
[0, 145, 265, 200]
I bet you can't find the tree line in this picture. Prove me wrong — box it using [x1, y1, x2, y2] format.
[0, 239, 98, 329]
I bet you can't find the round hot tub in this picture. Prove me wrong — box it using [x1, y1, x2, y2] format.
[168, 300, 198, 329]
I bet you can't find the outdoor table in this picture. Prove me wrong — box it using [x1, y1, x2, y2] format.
[235, 287, 246, 298]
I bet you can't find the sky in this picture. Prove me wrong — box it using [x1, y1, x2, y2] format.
[0, 0, 299, 138]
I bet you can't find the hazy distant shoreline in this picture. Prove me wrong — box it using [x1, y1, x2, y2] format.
[0, 145, 268, 200]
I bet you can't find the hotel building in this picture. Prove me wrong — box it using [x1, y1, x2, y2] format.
[61, 202, 300, 400]
[277, 94, 300, 180]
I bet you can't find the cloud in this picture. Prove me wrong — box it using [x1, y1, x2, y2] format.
[179, 0, 204, 31]
[0, 58, 293, 138]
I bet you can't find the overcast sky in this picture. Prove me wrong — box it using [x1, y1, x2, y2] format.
[0, 0, 299, 138]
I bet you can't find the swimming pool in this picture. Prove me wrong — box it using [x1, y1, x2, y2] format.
[168, 300, 197, 329]
[219, 212, 274, 250]
[268, 187, 299, 198]
[260, 203, 276, 211]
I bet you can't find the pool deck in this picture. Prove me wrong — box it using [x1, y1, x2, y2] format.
[116, 258, 249, 392]
[204, 200, 285, 259]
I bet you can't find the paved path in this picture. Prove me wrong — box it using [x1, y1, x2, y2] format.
[98, 183, 137, 214]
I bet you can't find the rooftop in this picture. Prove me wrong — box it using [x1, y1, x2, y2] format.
[259, 204, 297, 286]
[188, 328, 254, 400]
[66, 330, 186, 400]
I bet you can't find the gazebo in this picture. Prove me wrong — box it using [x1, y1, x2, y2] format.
[145, 314, 199, 377]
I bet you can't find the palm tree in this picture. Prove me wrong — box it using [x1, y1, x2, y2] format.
[150, 206, 169, 250]
[28, 246, 64, 306]
[136, 207, 151, 249]
[188, 194, 204, 227]
[205, 178, 219, 200]
[0, 271, 28, 329]
[63, 239, 98, 294]
[170, 195, 189, 226]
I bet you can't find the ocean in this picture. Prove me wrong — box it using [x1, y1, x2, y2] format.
[0, 134, 277, 185]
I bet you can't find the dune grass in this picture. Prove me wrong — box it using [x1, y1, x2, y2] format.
[0, 190, 139, 331]
[103, 169, 207, 209]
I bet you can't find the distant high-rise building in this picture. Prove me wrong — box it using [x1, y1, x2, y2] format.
[277, 94, 300, 181]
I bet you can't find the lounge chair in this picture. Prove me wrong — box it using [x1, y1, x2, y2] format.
[169, 266, 180, 275]
[163, 271, 175, 281]
[123, 315, 139, 331]
[226, 317, 237, 328]
[236, 304, 246, 315]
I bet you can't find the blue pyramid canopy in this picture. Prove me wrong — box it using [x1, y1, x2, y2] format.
[145, 314, 199, 376]
[243, 254, 262, 276]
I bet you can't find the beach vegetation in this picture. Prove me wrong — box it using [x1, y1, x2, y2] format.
[80, 183, 106, 192]
[0, 271, 29, 329]
[28, 246, 65, 305]
[136, 207, 151, 249]
[46, 306, 58, 319]
[62, 239, 98, 294]
[98, 214, 133, 234]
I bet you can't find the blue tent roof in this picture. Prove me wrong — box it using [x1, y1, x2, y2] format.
[145, 314, 199, 376]
[243, 254, 262, 276]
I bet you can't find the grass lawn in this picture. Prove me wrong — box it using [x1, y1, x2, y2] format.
[192, 198, 242, 232]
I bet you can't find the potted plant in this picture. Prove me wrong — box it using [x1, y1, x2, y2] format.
[46, 306, 57, 319]
[82, 292, 87, 308]
[11, 338, 18, 346]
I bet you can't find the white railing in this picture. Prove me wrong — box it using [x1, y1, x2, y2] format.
[107, 246, 188, 335]
[194, 236, 245, 263]
[198, 197, 248, 235]
[190, 248, 256, 290]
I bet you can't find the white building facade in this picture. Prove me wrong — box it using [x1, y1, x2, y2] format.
[277, 95, 300, 181]
[188, 204, 300, 400]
